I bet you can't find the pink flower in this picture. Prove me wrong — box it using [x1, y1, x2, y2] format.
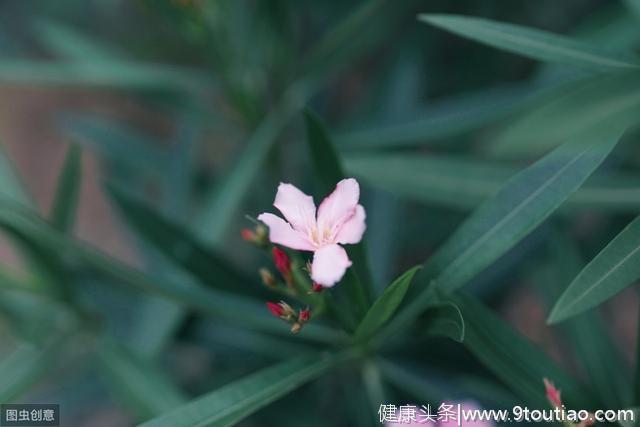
[258, 178, 366, 287]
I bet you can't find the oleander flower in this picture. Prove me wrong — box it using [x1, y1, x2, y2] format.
[258, 178, 366, 287]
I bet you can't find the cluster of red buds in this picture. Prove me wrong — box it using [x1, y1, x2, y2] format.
[266, 301, 311, 334]
[242, 226, 320, 335]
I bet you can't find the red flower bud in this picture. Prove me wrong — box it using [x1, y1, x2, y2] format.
[312, 283, 324, 293]
[272, 247, 291, 278]
[299, 309, 310, 323]
[266, 301, 284, 318]
[543, 378, 562, 408]
[241, 228, 256, 242]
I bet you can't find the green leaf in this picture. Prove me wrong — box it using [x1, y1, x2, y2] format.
[139, 352, 352, 427]
[304, 109, 373, 322]
[0, 200, 339, 343]
[536, 233, 630, 408]
[549, 215, 640, 323]
[0, 60, 210, 92]
[0, 144, 34, 207]
[107, 185, 260, 297]
[425, 129, 624, 294]
[453, 293, 596, 409]
[421, 302, 465, 342]
[489, 72, 640, 158]
[354, 266, 420, 340]
[0, 344, 57, 402]
[337, 83, 531, 149]
[50, 144, 82, 232]
[419, 14, 640, 71]
[383, 128, 623, 337]
[198, 100, 299, 245]
[99, 340, 187, 421]
[346, 152, 640, 213]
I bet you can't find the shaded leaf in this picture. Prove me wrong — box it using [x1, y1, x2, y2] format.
[453, 293, 596, 409]
[139, 352, 352, 427]
[489, 73, 640, 157]
[536, 233, 629, 408]
[304, 109, 373, 322]
[107, 185, 260, 297]
[420, 14, 640, 71]
[345, 152, 640, 212]
[424, 129, 623, 294]
[99, 340, 187, 421]
[0, 344, 57, 402]
[421, 302, 464, 342]
[549, 215, 640, 323]
[50, 144, 82, 232]
[0, 200, 339, 343]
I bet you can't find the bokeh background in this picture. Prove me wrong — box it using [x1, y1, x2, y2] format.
[0, 0, 638, 426]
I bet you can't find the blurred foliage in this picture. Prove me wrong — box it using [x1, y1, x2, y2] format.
[0, 0, 640, 426]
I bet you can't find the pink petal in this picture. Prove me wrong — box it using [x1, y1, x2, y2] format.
[273, 183, 316, 233]
[317, 178, 361, 233]
[311, 244, 352, 287]
[257, 213, 315, 251]
[336, 204, 366, 244]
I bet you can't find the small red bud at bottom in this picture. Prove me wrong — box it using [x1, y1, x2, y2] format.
[299, 309, 311, 323]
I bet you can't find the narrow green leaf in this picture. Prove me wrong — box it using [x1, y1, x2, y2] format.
[383, 129, 623, 337]
[354, 266, 420, 340]
[537, 233, 630, 408]
[0, 344, 57, 402]
[107, 185, 261, 297]
[453, 293, 596, 409]
[99, 340, 187, 421]
[198, 99, 300, 244]
[489, 73, 640, 157]
[0, 144, 34, 207]
[421, 302, 465, 342]
[304, 109, 373, 321]
[50, 144, 82, 232]
[426, 129, 624, 294]
[345, 152, 640, 212]
[0, 200, 339, 343]
[0, 60, 210, 92]
[549, 215, 640, 323]
[419, 14, 640, 71]
[337, 83, 531, 149]
[139, 352, 352, 427]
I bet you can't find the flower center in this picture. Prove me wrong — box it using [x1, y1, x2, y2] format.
[309, 225, 334, 247]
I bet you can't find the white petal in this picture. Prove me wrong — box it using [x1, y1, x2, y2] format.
[311, 244, 352, 287]
[257, 213, 315, 251]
